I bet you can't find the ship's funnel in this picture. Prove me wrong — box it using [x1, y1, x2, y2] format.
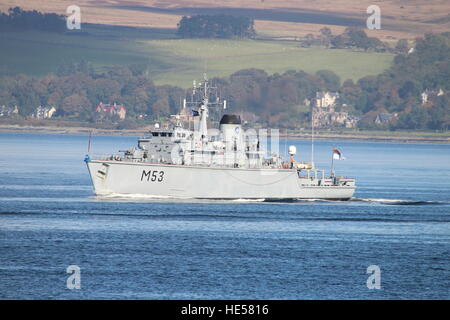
[219, 114, 241, 125]
[219, 114, 243, 152]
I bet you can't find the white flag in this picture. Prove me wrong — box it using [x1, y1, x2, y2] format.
[333, 148, 345, 160]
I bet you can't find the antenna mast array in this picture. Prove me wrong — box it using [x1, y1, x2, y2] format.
[183, 74, 227, 115]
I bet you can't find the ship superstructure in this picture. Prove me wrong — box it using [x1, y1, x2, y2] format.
[85, 75, 356, 200]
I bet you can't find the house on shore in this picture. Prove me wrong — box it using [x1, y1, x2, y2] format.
[421, 88, 444, 106]
[95, 103, 126, 120]
[344, 116, 361, 129]
[315, 91, 339, 111]
[313, 91, 359, 128]
[0, 105, 19, 117]
[33, 106, 56, 119]
[375, 113, 398, 125]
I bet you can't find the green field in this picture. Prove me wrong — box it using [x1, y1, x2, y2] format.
[0, 25, 394, 88]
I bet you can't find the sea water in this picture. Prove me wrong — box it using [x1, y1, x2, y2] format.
[0, 132, 449, 299]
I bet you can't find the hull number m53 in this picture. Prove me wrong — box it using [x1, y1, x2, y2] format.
[141, 170, 164, 182]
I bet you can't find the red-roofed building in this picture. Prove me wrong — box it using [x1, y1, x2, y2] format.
[95, 102, 126, 120]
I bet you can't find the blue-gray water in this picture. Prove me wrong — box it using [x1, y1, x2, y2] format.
[0, 132, 449, 299]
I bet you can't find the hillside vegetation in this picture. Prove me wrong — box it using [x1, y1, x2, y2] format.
[1, 32, 448, 131]
[1, 7, 448, 132]
[0, 24, 394, 87]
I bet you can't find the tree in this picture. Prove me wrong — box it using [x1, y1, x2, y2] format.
[176, 14, 256, 39]
[302, 34, 316, 47]
[316, 70, 340, 91]
[397, 106, 430, 129]
[398, 80, 420, 99]
[330, 34, 350, 48]
[89, 78, 121, 103]
[0, 6, 65, 32]
[61, 93, 92, 120]
[395, 39, 409, 54]
[428, 94, 450, 130]
[340, 79, 363, 113]
[330, 27, 385, 51]
[319, 27, 333, 47]
[151, 98, 169, 119]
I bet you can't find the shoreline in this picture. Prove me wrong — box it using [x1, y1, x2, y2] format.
[1, 124, 450, 144]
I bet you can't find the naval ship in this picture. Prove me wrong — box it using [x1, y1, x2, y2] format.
[85, 75, 356, 200]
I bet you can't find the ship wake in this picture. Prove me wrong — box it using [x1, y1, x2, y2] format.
[92, 193, 193, 201]
[91, 193, 447, 206]
[350, 198, 448, 206]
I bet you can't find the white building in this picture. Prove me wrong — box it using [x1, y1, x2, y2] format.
[33, 106, 56, 119]
[316, 91, 339, 110]
[0, 105, 19, 117]
[421, 88, 444, 105]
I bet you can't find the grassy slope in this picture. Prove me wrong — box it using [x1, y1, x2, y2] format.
[0, 25, 394, 87]
[145, 39, 393, 87]
[0, 26, 173, 76]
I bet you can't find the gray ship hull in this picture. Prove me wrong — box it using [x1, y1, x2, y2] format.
[86, 160, 355, 200]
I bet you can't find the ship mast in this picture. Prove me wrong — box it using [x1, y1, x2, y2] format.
[311, 104, 315, 169]
[183, 73, 227, 146]
[199, 73, 209, 143]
